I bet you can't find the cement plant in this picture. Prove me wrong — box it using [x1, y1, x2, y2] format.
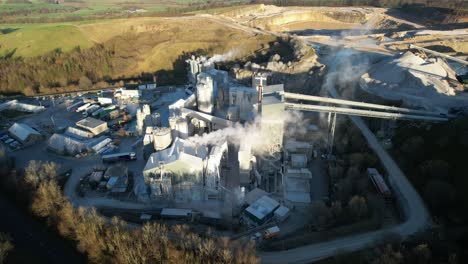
[0, 1, 467, 264]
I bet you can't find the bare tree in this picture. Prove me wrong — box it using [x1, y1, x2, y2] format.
[24, 161, 59, 190]
[78, 76, 92, 90]
[348, 195, 368, 220]
[31, 180, 65, 221]
[311, 201, 331, 229]
[0, 233, 13, 264]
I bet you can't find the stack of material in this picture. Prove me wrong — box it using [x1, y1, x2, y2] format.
[360, 51, 467, 110]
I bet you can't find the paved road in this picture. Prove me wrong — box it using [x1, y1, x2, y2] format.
[259, 95, 431, 263]
[233, 20, 432, 262]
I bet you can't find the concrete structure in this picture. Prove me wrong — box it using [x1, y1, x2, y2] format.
[206, 69, 229, 111]
[291, 153, 307, 168]
[76, 117, 108, 136]
[196, 72, 217, 114]
[260, 91, 285, 154]
[284, 140, 313, 159]
[244, 195, 280, 225]
[186, 55, 204, 84]
[283, 168, 312, 203]
[136, 104, 151, 135]
[205, 141, 228, 192]
[238, 142, 253, 186]
[143, 137, 208, 186]
[169, 117, 193, 139]
[153, 127, 172, 151]
[8, 123, 42, 144]
[228, 86, 258, 121]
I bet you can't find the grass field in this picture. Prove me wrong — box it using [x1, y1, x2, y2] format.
[0, 23, 94, 57]
[0, 12, 274, 95]
[0, 0, 249, 23]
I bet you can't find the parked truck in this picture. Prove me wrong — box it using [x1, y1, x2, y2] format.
[263, 226, 280, 240]
[83, 105, 100, 117]
[67, 101, 84, 112]
[98, 105, 117, 118]
[76, 103, 91, 113]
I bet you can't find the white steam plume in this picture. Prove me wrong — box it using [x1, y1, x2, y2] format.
[204, 49, 240, 66]
[188, 111, 304, 155]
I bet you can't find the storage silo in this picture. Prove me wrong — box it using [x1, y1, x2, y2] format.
[153, 127, 172, 151]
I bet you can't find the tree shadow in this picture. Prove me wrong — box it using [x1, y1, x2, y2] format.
[154, 48, 210, 86]
[0, 28, 19, 35]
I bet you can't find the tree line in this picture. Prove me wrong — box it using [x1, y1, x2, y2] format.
[0, 156, 257, 263]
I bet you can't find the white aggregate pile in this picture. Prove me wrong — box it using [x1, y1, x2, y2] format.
[360, 51, 467, 111]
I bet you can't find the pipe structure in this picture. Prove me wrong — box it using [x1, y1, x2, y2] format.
[284, 92, 447, 117]
[286, 103, 448, 122]
[409, 44, 468, 66]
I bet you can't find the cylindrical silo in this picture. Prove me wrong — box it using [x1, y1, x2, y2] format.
[153, 127, 172, 151]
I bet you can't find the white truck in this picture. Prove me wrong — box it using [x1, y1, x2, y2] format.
[76, 103, 91, 113]
[263, 226, 280, 240]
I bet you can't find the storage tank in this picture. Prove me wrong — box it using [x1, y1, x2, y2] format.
[176, 118, 190, 139]
[153, 127, 172, 151]
[196, 73, 216, 114]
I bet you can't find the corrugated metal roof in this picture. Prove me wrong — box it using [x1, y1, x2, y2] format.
[76, 117, 106, 129]
[245, 195, 279, 222]
[8, 123, 40, 142]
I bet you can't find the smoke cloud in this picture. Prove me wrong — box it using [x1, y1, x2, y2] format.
[204, 49, 240, 66]
[321, 20, 380, 99]
[188, 111, 304, 155]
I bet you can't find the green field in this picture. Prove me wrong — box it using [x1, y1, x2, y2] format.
[0, 23, 94, 57]
[0, 0, 249, 23]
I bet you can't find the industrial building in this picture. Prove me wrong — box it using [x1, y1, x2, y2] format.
[283, 168, 312, 203]
[65, 126, 94, 139]
[8, 123, 42, 145]
[137, 55, 296, 212]
[76, 117, 108, 135]
[244, 195, 280, 225]
[47, 133, 86, 155]
[105, 164, 128, 193]
[0, 100, 45, 113]
[143, 137, 208, 185]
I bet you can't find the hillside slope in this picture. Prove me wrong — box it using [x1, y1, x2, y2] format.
[0, 15, 274, 95]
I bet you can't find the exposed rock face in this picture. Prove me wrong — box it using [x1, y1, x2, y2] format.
[243, 7, 371, 29]
[231, 36, 325, 94]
